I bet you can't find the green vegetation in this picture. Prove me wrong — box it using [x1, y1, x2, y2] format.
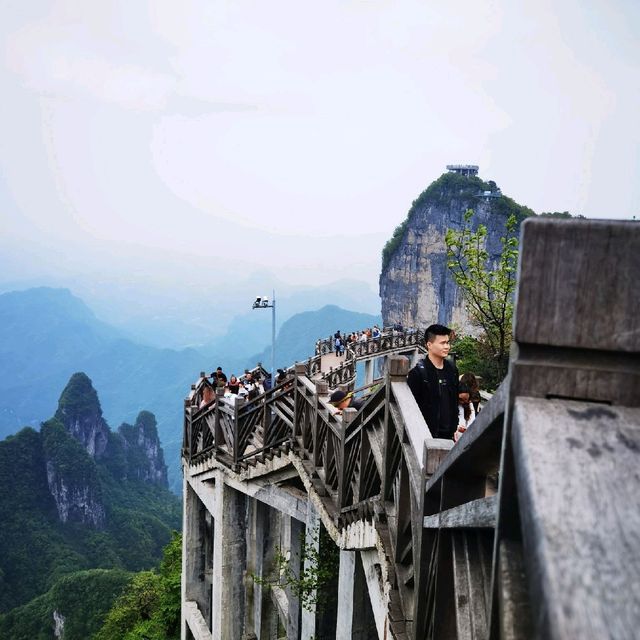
[55, 372, 103, 423]
[446, 209, 519, 381]
[453, 334, 504, 391]
[540, 210, 584, 218]
[253, 527, 339, 612]
[0, 374, 181, 630]
[0, 533, 182, 640]
[94, 532, 182, 640]
[0, 569, 132, 640]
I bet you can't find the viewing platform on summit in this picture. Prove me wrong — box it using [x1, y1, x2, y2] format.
[181, 218, 640, 640]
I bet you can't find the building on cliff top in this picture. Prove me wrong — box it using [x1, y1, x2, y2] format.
[446, 164, 479, 177]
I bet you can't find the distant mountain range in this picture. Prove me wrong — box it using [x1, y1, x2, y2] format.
[0, 372, 180, 636]
[0, 287, 381, 491]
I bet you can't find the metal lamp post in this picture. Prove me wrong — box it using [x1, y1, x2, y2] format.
[252, 290, 276, 385]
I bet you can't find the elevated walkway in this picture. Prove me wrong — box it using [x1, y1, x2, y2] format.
[181, 218, 639, 640]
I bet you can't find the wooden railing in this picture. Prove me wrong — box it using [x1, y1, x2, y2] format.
[182, 218, 639, 640]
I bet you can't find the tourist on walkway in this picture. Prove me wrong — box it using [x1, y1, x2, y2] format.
[407, 324, 459, 439]
[227, 375, 240, 394]
[329, 389, 364, 414]
[460, 372, 482, 414]
[212, 366, 227, 387]
[454, 383, 476, 442]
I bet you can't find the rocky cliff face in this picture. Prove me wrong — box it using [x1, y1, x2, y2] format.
[41, 418, 106, 528]
[41, 373, 169, 528]
[45, 459, 105, 527]
[379, 172, 531, 333]
[54, 372, 110, 459]
[118, 411, 169, 487]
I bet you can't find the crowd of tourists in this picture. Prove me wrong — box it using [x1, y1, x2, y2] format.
[199, 366, 291, 408]
[331, 324, 400, 357]
[332, 322, 482, 442]
[199, 322, 482, 445]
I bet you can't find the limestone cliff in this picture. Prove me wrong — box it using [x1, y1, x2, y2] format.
[42, 372, 169, 528]
[379, 171, 532, 333]
[41, 417, 106, 528]
[54, 372, 110, 459]
[118, 411, 169, 487]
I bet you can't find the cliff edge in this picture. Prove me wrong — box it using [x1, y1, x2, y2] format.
[379, 171, 532, 333]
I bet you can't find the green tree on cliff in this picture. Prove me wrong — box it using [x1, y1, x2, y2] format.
[445, 209, 519, 380]
[93, 531, 182, 640]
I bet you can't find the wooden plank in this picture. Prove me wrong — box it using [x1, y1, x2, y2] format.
[508, 351, 640, 408]
[425, 379, 507, 494]
[497, 540, 532, 640]
[423, 496, 497, 529]
[512, 397, 640, 639]
[514, 219, 639, 352]
[424, 438, 454, 477]
[391, 378, 434, 458]
[452, 531, 492, 640]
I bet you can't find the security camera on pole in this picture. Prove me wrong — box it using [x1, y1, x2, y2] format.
[251, 290, 276, 386]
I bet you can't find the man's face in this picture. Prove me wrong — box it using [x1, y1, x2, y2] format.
[427, 334, 450, 359]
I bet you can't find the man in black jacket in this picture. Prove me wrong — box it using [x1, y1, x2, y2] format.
[407, 324, 458, 439]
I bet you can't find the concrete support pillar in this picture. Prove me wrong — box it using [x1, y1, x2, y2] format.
[246, 499, 268, 639]
[211, 472, 248, 640]
[284, 515, 303, 638]
[181, 475, 189, 640]
[300, 505, 320, 639]
[361, 549, 390, 639]
[182, 478, 212, 638]
[262, 509, 282, 640]
[335, 550, 356, 640]
[364, 359, 374, 386]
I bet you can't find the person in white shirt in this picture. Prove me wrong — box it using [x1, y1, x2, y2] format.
[454, 384, 476, 442]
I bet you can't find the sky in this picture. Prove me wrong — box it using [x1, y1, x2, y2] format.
[1, 0, 638, 306]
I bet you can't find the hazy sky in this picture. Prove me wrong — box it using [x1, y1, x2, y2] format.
[1, 0, 638, 295]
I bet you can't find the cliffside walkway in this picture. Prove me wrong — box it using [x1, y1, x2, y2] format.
[181, 218, 639, 640]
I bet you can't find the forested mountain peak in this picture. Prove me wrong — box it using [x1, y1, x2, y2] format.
[55, 372, 110, 459]
[0, 374, 180, 618]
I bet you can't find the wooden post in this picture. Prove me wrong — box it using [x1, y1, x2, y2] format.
[233, 397, 244, 466]
[338, 407, 358, 509]
[488, 218, 640, 639]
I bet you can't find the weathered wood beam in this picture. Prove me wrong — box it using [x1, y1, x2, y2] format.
[423, 495, 497, 529]
[425, 379, 507, 495]
[512, 397, 640, 639]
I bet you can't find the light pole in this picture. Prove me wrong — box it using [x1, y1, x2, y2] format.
[252, 290, 276, 385]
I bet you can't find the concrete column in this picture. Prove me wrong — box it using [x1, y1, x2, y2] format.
[361, 549, 390, 639]
[284, 515, 303, 638]
[211, 471, 248, 640]
[246, 499, 269, 639]
[181, 475, 189, 640]
[300, 505, 320, 639]
[183, 480, 211, 636]
[261, 509, 282, 640]
[364, 359, 374, 385]
[335, 550, 356, 640]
